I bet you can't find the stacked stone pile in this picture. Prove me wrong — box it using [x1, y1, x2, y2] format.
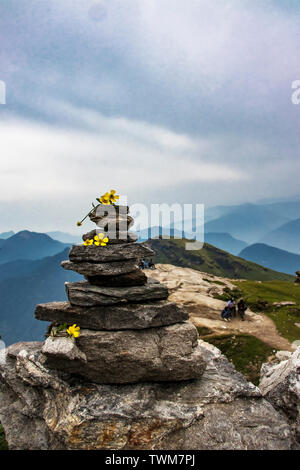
[35, 204, 206, 384]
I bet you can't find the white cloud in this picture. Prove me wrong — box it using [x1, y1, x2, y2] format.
[0, 110, 245, 204]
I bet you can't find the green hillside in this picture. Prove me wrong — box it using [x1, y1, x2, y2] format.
[232, 280, 300, 342]
[147, 238, 293, 281]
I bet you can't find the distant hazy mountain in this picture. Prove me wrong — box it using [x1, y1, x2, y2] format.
[0, 249, 81, 345]
[137, 226, 193, 242]
[47, 231, 82, 244]
[239, 243, 300, 275]
[146, 238, 292, 282]
[261, 201, 300, 220]
[0, 230, 70, 265]
[0, 231, 14, 239]
[204, 204, 290, 244]
[260, 218, 300, 254]
[204, 232, 248, 255]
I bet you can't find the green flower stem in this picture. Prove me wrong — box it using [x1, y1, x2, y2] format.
[77, 205, 100, 225]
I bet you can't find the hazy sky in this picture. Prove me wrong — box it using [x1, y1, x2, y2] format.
[0, 0, 299, 233]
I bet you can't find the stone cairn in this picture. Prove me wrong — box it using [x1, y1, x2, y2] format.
[35, 205, 206, 384]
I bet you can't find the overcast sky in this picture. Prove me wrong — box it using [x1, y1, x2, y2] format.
[0, 0, 299, 233]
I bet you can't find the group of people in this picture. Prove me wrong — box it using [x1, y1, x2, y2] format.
[221, 298, 247, 322]
[139, 259, 156, 270]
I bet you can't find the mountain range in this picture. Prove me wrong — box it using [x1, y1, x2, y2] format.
[239, 243, 300, 275]
[0, 230, 70, 265]
[146, 238, 293, 281]
[138, 227, 247, 256]
[204, 203, 290, 244]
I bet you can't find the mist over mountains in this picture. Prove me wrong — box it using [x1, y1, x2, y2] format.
[0, 196, 298, 345]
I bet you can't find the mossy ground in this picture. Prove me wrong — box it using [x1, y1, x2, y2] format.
[199, 333, 275, 385]
[233, 280, 300, 343]
[0, 425, 8, 450]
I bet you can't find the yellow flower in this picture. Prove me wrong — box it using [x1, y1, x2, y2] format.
[94, 233, 109, 246]
[98, 192, 111, 205]
[110, 189, 119, 203]
[67, 324, 80, 338]
[83, 238, 94, 246]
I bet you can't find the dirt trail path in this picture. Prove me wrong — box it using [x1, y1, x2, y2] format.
[147, 264, 293, 352]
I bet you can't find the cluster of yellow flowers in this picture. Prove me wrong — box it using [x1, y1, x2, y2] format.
[97, 189, 119, 205]
[67, 324, 80, 338]
[83, 233, 109, 247]
[77, 189, 119, 227]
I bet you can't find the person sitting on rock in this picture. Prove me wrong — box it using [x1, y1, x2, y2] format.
[221, 307, 231, 322]
[227, 299, 236, 318]
[237, 298, 247, 321]
[139, 259, 145, 269]
[148, 259, 156, 270]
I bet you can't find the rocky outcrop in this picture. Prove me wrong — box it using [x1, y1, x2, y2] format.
[260, 347, 300, 446]
[0, 340, 293, 450]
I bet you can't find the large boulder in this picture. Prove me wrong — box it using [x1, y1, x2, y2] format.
[0, 341, 292, 450]
[259, 347, 300, 445]
[42, 322, 206, 384]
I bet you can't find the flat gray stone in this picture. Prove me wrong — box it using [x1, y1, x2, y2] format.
[62, 259, 138, 277]
[86, 269, 147, 287]
[42, 322, 206, 384]
[90, 214, 134, 231]
[82, 230, 138, 244]
[65, 278, 169, 306]
[89, 204, 129, 222]
[35, 300, 188, 330]
[69, 242, 154, 262]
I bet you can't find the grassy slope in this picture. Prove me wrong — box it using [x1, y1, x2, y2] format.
[147, 238, 293, 281]
[233, 280, 300, 343]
